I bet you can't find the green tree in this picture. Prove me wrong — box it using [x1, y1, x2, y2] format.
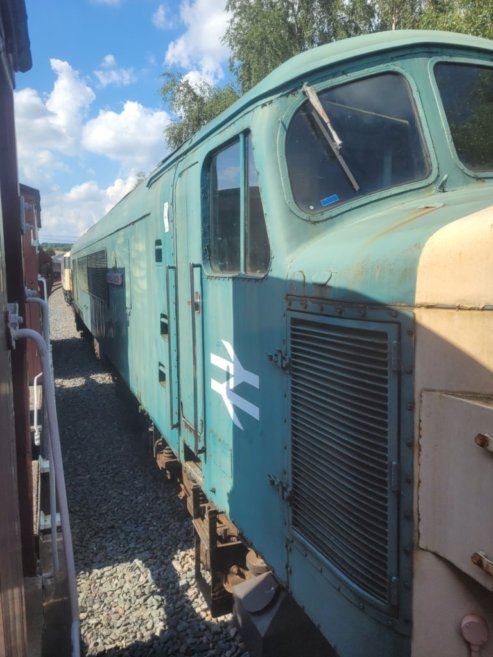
[161, 72, 239, 149]
[224, 0, 376, 93]
[375, 0, 424, 30]
[418, 0, 493, 38]
[162, 0, 492, 149]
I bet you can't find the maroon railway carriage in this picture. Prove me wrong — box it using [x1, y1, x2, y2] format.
[0, 1, 81, 656]
[0, 1, 36, 654]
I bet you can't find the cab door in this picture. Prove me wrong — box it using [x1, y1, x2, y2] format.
[174, 162, 205, 459]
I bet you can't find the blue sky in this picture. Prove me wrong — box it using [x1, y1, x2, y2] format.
[15, 0, 231, 242]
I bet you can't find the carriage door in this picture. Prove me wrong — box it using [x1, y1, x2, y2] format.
[174, 162, 205, 460]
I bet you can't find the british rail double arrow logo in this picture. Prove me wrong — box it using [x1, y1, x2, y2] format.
[210, 340, 260, 430]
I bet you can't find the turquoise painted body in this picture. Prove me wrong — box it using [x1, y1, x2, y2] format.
[71, 31, 493, 657]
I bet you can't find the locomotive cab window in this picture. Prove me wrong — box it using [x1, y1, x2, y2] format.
[435, 62, 493, 171]
[286, 72, 430, 214]
[207, 133, 270, 276]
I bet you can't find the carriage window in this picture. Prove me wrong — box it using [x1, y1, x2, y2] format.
[435, 63, 493, 171]
[208, 133, 270, 276]
[209, 139, 241, 274]
[246, 137, 270, 275]
[286, 73, 430, 213]
[77, 257, 88, 291]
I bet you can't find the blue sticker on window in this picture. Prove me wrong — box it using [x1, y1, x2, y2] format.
[320, 194, 339, 207]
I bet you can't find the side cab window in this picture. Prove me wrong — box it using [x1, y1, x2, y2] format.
[205, 132, 270, 277]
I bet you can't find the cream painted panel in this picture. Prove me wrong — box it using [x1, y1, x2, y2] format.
[415, 205, 493, 308]
[419, 391, 493, 592]
[414, 308, 493, 395]
[412, 551, 493, 657]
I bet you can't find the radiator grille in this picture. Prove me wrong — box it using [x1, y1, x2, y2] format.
[87, 250, 108, 302]
[290, 315, 396, 604]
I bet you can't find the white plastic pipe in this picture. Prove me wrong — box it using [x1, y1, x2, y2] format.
[33, 371, 42, 446]
[26, 296, 50, 347]
[11, 328, 80, 657]
[46, 425, 60, 576]
[26, 295, 58, 564]
[38, 274, 48, 301]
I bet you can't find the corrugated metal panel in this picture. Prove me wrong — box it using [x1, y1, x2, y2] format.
[289, 314, 398, 605]
[87, 250, 107, 302]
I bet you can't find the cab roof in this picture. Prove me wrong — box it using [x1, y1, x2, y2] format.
[148, 29, 493, 183]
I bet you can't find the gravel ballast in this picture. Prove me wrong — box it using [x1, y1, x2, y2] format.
[50, 286, 249, 657]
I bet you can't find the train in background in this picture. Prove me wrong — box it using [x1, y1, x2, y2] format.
[71, 30, 493, 657]
[61, 250, 73, 303]
[0, 2, 78, 656]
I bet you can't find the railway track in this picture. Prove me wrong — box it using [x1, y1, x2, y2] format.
[50, 286, 248, 657]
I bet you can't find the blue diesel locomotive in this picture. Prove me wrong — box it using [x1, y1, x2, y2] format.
[71, 31, 493, 657]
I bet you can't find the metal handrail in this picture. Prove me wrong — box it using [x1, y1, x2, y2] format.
[8, 307, 80, 657]
[26, 293, 58, 573]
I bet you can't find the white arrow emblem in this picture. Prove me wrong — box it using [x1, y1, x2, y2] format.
[210, 340, 259, 430]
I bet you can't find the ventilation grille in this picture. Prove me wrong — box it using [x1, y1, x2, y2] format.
[87, 250, 107, 302]
[290, 315, 396, 604]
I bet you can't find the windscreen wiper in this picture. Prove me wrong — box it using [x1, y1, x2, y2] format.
[302, 83, 360, 192]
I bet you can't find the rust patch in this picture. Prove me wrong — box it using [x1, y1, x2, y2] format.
[369, 205, 443, 242]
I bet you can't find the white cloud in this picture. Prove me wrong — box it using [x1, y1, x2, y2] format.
[15, 87, 66, 151]
[100, 54, 116, 68]
[165, 0, 230, 80]
[45, 59, 95, 154]
[152, 4, 172, 30]
[14, 58, 172, 240]
[94, 54, 137, 88]
[40, 174, 142, 240]
[183, 69, 215, 89]
[94, 68, 137, 88]
[15, 59, 169, 188]
[15, 59, 96, 182]
[82, 101, 170, 171]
